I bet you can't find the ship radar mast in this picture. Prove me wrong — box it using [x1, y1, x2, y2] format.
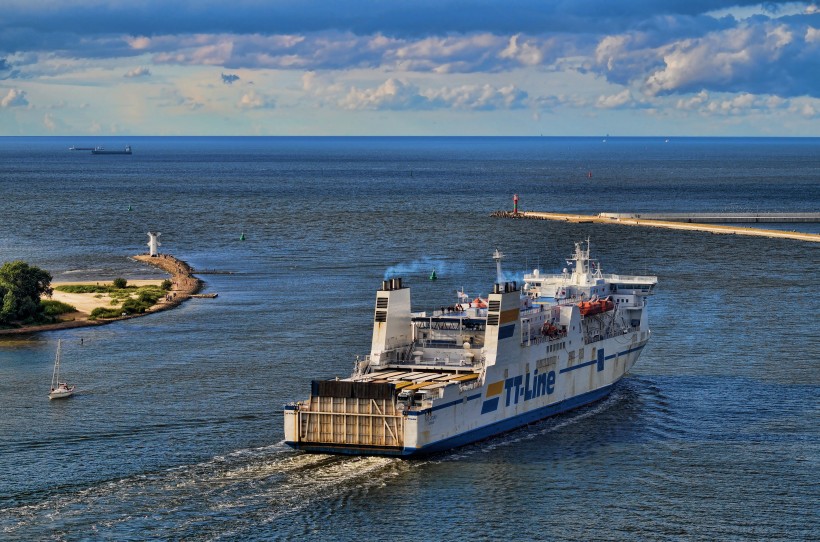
[493, 248, 505, 283]
[567, 238, 592, 276]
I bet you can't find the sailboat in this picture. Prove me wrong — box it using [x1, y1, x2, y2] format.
[49, 339, 75, 400]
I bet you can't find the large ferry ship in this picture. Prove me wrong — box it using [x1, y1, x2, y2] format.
[284, 241, 657, 456]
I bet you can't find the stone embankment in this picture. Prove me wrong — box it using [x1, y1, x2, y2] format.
[133, 254, 203, 309]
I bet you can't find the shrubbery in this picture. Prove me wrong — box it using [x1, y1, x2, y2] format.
[55, 285, 110, 294]
[41, 300, 77, 316]
[90, 307, 124, 319]
[112, 278, 128, 289]
[88, 284, 166, 319]
[0, 261, 52, 325]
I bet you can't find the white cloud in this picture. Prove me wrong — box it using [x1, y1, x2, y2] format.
[499, 34, 545, 66]
[340, 78, 424, 110]
[155, 87, 204, 110]
[675, 90, 709, 110]
[338, 78, 528, 111]
[1, 88, 28, 107]
[237, 90, 275, 109]
[42, 113, 68, 132]
[127, 36, 152, 50]
[788, 98, 819, 118]
[644, 23, 813, 96]
[425, 84, 528, 110]
[596, 89, 633, 109]
[124, 66, 151, 78]
[699, 92, 786, 116]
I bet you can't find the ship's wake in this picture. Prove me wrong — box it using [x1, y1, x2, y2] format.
[1, 380, 667, 540]
[0, 441, 411, 540]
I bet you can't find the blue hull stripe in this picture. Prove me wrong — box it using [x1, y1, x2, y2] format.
[559, 359, 598, 373]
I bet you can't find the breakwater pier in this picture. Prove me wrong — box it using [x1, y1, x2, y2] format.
[598, 212, 820, 223]
[492, 211, 820, 243]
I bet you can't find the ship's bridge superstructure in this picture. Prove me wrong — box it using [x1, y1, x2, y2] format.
[284, 241, 657, 456]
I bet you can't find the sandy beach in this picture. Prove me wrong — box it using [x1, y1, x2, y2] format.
[49, 279, 164, 314]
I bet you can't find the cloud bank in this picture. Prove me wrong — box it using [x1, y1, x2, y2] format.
[0, 1, 818, 134]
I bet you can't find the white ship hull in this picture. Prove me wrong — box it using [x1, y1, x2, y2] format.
[285, 336, 647, 456]
[285, 241, 656, 456]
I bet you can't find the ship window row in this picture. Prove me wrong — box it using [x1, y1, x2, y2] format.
[546, 341, 565, 353]
[536, 356, 558, 370]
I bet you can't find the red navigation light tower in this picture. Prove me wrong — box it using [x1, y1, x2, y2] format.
[513, 193, 519, 214]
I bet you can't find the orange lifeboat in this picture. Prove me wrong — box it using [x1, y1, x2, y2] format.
[578, 296, 614, 316]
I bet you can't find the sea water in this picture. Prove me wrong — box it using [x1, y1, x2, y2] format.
[0, 137, 818, 541]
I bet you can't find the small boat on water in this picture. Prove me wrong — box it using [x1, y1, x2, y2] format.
[49, 340, 75, 400]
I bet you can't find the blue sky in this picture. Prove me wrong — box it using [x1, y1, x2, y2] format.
[1, 1, 818, 135]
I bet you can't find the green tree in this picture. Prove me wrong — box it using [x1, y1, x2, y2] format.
[0, 261, 52, 324]
[112, 277, 127, 289]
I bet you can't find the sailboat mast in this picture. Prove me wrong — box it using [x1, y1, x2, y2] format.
[52, 339, 61, 388]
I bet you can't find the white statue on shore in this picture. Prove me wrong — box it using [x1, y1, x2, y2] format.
[147, 232, 161, 257]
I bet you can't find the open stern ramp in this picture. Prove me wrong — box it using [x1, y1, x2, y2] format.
[291, 380, 405, 454]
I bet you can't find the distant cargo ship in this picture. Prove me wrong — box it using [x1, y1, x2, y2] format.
[91, 145, 132, 155]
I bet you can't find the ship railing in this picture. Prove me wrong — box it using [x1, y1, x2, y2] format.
[459, 380, 482, 393]
[582, 326, 633, 345]
[521, 330, 567, 346]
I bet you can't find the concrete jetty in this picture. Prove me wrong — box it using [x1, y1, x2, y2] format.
[492, 211, 820, 243]
[597, 212, 820, 223]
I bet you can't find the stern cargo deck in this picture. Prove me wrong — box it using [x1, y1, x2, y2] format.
[288, 371, 480, 454]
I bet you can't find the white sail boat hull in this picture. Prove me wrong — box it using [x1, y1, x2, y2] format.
[49, 385, 75, 400]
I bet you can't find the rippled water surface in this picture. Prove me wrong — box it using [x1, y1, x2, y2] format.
[1, 137, 818, 541]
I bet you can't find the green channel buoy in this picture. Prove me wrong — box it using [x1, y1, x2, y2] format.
[429, 269, 437, 281]
[240, 233, 246, 241]
[128, 205, 132, 211]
